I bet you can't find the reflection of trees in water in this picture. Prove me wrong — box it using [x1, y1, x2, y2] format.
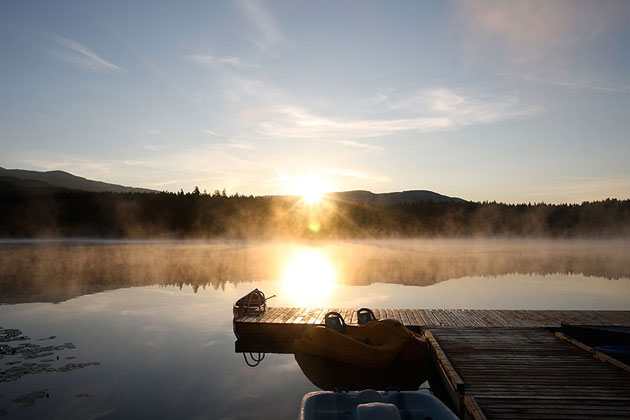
[0, 242, 270, 303]
[1, 240, 629, 303]
[345, 240, 630, 286]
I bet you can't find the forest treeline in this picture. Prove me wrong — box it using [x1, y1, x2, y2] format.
[1, 188, 629, 238]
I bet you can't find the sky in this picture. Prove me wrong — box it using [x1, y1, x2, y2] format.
[1, 0, 629, 203]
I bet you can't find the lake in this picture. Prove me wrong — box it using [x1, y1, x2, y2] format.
[1, 239, 629, 419]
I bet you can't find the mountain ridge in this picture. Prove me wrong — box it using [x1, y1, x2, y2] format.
[0, 167, 465, 204]
[329, 189, 466, 205]
[0, 167, 155, 193]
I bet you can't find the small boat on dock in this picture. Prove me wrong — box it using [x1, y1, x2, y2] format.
[233, 289, 275, 319]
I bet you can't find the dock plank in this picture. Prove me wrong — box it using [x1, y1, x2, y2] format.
[433, 309, 451, 327]
[348, 308, 357, 324]
[418, 309, 436, 326]
[290, 307, 308, 324]
[454, 309, 471, 327]
[268, 307, 287, 323]
[281, 308, 299, 323]
[313, 309, 328, 325]
[304, 308, 320, 324]
[384, 308, 394, 321]
[449, 309, 468, 327]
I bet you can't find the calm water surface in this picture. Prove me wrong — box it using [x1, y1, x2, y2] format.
[1, 239, 629, 419]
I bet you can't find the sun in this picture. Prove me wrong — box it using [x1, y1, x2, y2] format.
[290, 174, 332, 205]
[302, 189, 324, 205]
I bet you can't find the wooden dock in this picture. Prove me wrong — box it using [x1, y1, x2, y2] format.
[234, 307, 630, 331]
[427, 328, 630, 419]
[234, 307, 630, 418]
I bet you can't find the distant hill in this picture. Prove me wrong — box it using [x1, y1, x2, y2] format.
[0, 167, 155, 193]
[329, 190, 466, 205]
[0, 175, 63, 190]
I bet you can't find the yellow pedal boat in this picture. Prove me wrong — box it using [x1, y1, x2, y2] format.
[294, 311, 427, 369]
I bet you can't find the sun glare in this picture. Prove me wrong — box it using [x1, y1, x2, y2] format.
[281, 247, 338, 307]
[289, 174, 332, 205]
[303, 189, 323, 205]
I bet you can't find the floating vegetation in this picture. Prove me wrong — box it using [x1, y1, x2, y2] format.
[0, 325, 101, 413]
[1, 341, 76, 361]
[1, 361, 101, 382]
[0, 328, 28, 343]
[11, 389, 49, 407]
[74, 393, 91, 399]
[57, 362, 100, 373]
[38, 336, 56, 341]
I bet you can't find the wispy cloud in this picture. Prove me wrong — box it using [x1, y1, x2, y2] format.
[259, 89, 537, 142]
[53, 36, 121, 71]
[208, 139, 255, 151]
[323, 167, 390, 183]
[457, 0, 623, 58]
[236, 0, 284, 45]
[140, 55, 188, 96]
[389, 88, 538, 122]
[201, 130, 254, 151]
[508, 73, 630, 94]
[185, 58, 536, 150]
[143, 144, 164, 152]
[187, 54, 257, 69]
[331, 140, 384, 152]
[260, 106, 445, 140]
[456, 1, 630, 92]
[246, 36, 279, 58]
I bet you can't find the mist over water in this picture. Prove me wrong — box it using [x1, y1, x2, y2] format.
[1, 238, 629, 307]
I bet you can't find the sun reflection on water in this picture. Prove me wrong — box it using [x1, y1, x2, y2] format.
[281, 246, 338, 307]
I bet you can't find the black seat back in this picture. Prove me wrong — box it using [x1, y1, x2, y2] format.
[357, 308, 377, 325]
[324, 312, 346, 333]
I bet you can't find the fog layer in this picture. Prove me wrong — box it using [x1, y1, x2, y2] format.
[1, 239, 628, 303]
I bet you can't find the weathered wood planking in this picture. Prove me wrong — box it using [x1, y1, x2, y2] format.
[235, 307, 630, 327]
[427, 328, 630, 419]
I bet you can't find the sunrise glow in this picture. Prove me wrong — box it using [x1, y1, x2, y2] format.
[281, 247, 338, 307]
[288, 174, 332, 205]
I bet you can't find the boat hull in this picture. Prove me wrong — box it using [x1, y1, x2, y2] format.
[294, 319, 427, 369]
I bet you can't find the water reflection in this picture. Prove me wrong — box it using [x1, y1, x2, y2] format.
[0, 285, 316, 419]
[281, 247, 338, 307]
[294, 352, 429, 391]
